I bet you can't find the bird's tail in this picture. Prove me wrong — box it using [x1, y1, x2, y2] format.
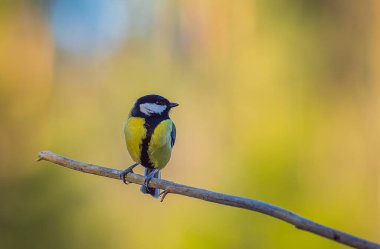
[140, 168, 161, 198]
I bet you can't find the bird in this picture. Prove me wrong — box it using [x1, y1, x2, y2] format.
[120, 94, 178, 198]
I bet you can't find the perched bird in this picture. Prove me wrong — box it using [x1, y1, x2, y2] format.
[120, 94, 178, 198]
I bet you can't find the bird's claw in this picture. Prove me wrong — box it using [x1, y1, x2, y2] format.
[143, 176, 154, 193]
[120, 169, 133, 184]
[120, 163, 139, 184]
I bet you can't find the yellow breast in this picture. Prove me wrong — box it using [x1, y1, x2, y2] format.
[148, 120, 173, 169]
[124, 117, 146, 163]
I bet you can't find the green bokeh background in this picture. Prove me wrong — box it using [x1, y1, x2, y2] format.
[0, 1, 379, 248]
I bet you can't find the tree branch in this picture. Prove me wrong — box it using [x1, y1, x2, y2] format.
[37, 151, 379, 249]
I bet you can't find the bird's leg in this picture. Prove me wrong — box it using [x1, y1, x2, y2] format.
[143, 168, 160, 192]
[120, 163, 139, 184]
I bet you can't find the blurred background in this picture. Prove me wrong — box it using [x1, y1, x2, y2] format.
[0, 0, 379, 248]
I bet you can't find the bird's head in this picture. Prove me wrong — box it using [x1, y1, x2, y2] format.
[131, 94, 178, 118]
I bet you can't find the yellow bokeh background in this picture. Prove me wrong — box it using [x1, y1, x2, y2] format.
[0, 1, 379, 248]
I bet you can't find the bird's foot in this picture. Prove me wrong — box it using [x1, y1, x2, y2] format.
[143, 169, 159, 193]
[143, 175, 154, 193]
[120, 163, 139, 184]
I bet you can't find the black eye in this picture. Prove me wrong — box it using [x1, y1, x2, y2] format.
[155, 101, 164, 105]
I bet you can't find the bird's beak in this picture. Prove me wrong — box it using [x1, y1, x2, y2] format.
[169, 102, 179, 108]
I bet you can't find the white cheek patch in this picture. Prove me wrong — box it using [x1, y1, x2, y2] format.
[140, 103, 167, 116]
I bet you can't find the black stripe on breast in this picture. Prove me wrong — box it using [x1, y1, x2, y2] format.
[140, 117, 168, 169]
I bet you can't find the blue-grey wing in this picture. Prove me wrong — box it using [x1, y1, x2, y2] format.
[171, 122, 176, 148]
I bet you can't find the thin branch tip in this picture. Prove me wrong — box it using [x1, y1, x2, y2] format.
[35, 151, 47, 162]
[37, 151, 49, 159]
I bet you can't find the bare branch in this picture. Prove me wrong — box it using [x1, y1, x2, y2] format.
[37, 151, 379, 249]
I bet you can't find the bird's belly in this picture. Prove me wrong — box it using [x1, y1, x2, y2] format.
[148, 120, 173, 169]
[124, 117, 146, 163]
[149, 143, 172, 169]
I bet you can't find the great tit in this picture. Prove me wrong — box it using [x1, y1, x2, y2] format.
[120, 94, 178, 198]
